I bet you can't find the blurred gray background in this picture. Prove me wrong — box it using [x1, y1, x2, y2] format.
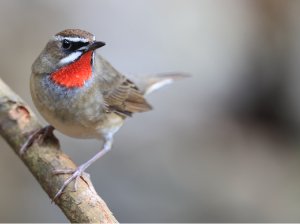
[1, 0, 300, 222]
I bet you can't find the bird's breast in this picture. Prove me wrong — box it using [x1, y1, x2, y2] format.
[30, 71, 121, 139]
[50, 51, 93, 89]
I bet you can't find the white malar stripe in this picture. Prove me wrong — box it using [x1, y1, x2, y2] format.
[59, 51, 83, 65]
[52, 35, 92, 43]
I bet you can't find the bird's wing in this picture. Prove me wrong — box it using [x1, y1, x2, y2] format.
[99, 57, 152, 117]
[103, 77, 152, 117]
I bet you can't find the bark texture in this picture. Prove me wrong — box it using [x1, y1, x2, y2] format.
[0, 77, 118, 223]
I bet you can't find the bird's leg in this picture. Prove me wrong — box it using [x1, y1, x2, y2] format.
[20, 125, 58, 157]
[51, 136, 113, 203]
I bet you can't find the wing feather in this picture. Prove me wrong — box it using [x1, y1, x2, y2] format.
[99, 57, 152, 116]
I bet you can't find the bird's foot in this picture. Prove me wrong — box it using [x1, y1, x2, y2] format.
[20, 125, 58, 157]
[51, 164, 89, 203]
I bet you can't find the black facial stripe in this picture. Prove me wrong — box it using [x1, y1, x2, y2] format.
[70, 41, 89, 51]
[62, 40, 89, 53]
[91, 51, 94, 67]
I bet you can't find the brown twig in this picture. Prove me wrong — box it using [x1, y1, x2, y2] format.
[0, 77, 118, 223]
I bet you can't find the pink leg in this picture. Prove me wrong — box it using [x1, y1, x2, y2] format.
[20, 125, 58, 157]
[51, 137, 113, 203]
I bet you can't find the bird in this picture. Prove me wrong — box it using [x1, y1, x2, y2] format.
[20, 29, 189, 202]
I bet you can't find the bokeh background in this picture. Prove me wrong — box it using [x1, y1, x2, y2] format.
[1, 0, 300, 222]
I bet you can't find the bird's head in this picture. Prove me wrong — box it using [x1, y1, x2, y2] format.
[32, 29, 105, 88]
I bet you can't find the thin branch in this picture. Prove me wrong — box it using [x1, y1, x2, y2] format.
[0, 77, 118, 223]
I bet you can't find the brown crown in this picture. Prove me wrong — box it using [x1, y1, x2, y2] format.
[55, 29, 95, 42]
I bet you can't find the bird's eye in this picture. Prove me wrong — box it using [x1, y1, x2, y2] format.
[62, 40, 71, 49]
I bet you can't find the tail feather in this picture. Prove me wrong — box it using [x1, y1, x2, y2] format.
[125, 73, 190, 96]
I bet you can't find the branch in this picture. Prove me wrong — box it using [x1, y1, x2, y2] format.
[0, 77, 118, 223]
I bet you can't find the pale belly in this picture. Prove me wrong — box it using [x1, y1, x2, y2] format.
[30, 74, 126, 140]
[40, 106, 125, 140]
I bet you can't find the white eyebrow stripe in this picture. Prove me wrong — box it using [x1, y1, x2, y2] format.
[59, 51, 83, 65]
[53, 35, 91, 43]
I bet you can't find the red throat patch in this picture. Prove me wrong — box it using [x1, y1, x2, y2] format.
[50, 51, 93, 88]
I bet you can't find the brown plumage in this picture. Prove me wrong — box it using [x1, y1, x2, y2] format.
[22, 29, 188, 202]
[55, 29, 95, 42]
[103, 77, 152, 116]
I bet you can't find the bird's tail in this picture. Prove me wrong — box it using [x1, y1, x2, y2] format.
[125, 73, 190, 96]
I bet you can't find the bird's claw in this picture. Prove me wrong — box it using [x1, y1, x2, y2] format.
[51, 165, 89, 203]
[20, 125, 58, 157]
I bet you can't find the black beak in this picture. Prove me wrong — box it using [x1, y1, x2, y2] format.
[86, 41, 106, 51]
